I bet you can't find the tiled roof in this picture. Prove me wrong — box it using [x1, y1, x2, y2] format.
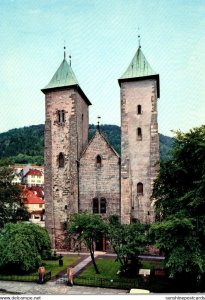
[25, 169, 43, 177]
[29, 186, 44, 198]
[22, 190, 45, 205]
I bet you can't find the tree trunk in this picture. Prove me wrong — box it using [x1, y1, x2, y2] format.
[89, 243, 100, 274]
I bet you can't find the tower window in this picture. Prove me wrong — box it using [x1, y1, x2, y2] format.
[93, 198, 99, 214]
[137, 182, 143, 195]
[58, 152, 65, 168]
[137, 127, 142, 140]
[137, 105, 142, 114]
[58, 110, 65, 123]
[100, 198, 106, 214]
[96, 155, 102, 168]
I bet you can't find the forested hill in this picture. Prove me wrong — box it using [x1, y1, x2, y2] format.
[0, 124, 174, 165]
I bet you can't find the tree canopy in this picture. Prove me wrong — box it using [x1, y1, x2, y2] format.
[108, 216, 148, 275]
[0, 222, 51, 273]
[0, 166, 23, 228]
[66, 212, 108, 274]
[151, 125, 205, 277]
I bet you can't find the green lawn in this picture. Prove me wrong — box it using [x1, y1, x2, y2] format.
[0, 255, 80, 281]
[78, 258, 164, 278]
[42, 255, 79, 278]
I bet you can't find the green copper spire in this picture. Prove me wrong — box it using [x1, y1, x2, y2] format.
[43, 58, 79, 90]
[119, 46, 160, 98]
[120, 47, 156, 80]
[42, 49, 91, 105]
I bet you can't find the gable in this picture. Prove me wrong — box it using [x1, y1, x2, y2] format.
[80, 130, 120, 161]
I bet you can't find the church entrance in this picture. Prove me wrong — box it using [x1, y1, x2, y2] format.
[95, 236, 106, 252]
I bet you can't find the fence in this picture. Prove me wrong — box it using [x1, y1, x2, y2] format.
[0, 271, 51, 283]
[74, 276, 148, 290]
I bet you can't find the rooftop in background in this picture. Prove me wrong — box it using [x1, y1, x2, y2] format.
[22, 189, 45, 205]
[24, 169, 43, 177]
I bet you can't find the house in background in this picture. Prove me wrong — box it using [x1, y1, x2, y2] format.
[22, 169, 44, 187]
[21, 188, 45, 226]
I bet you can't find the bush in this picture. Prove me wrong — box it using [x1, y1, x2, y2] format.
[0, 222, 51, 273]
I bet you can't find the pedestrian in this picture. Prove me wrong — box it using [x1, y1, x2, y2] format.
[67, 266, 74, 286]
[38, 265, 46, 284]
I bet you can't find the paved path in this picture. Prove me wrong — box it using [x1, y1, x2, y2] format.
[0, 280, 128, 295]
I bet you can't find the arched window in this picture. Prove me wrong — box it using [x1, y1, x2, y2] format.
[93, 198, 99, 214]
[96, 155, 102, 168]
[137, 127, 142, 140]
[137, 182, 143, 195]
[137, 105, 142, 114]
[100, 198, 106, 214]
[59, 152, 64, 168]
[58, 110, 65, 123]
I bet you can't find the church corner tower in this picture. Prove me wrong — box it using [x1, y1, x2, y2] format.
[42, 50, 91, 250]
[119, 44, 160, 225]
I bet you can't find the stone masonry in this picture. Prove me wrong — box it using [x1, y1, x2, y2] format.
[43, 87, 89, 249]
[120, 80, 159, 224]
[79, 129, 120, 217]
[43, 46, 160, 250]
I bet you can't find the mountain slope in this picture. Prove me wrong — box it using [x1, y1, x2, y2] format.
[0, 124, 174, 165]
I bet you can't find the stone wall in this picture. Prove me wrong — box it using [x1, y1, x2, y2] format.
[120, 79, 159, 224]
[44, 87, 89, 249]
[79, 130, 120, 218]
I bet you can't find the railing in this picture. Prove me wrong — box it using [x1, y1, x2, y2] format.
[74, 276, 146, 290]
[0, 271, 51, 283]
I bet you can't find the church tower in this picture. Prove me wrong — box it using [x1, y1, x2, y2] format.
[119, 44, 160, 224]
[42, 50, 91, 249]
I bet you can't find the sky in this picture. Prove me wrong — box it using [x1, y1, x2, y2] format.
[0, 0, 204, 136]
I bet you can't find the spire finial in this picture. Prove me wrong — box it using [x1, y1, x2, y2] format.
[97, 116, 101, 130]
[138, 27, 141, 49]
[64, 40, 66, 60]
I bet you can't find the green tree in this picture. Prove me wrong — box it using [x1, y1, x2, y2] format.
[0, 166, 21, 228]
[0, 222, 51, 273]
[108, 216, 148, 275]
[151, 125, 205, 278]
[67, 212, 108, 274]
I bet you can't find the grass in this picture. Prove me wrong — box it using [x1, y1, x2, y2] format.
[79, 258, 121, 279]
[0, 255, 80, 282]
[78, 258, 164, 278]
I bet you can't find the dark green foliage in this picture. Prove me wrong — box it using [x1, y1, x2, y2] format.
[0, 222, 51, 273]
[0, 124, 173, 164]
[151, 125, 205, 277]
[0, 166, 21, 228]
[108, 216, 148, 276]
[67, 212, 108, 274]
[0, 125, 44, 165]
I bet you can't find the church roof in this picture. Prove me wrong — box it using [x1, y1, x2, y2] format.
[118, 46, 160, 97]
[43, 59, 79, 90]
[41, 55, 91, 105]
[80, 127, 120, 159]
[120, 47, 156, 79]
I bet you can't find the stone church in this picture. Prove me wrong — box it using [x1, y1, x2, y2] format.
[41, 44, 160, 250]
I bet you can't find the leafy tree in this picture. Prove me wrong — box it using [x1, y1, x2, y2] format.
[66, 212, 108, 274]
[151, 125, 205, 278]
[0, 166, 21, 228]
[108, 216, 148, 275]
[0, 222, 51, 273]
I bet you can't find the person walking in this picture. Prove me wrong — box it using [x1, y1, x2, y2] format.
[67, 266, 74, 286]
[38, 265, 46, 284]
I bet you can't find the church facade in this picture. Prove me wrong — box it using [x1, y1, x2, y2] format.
[42, 45, 160, 250]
